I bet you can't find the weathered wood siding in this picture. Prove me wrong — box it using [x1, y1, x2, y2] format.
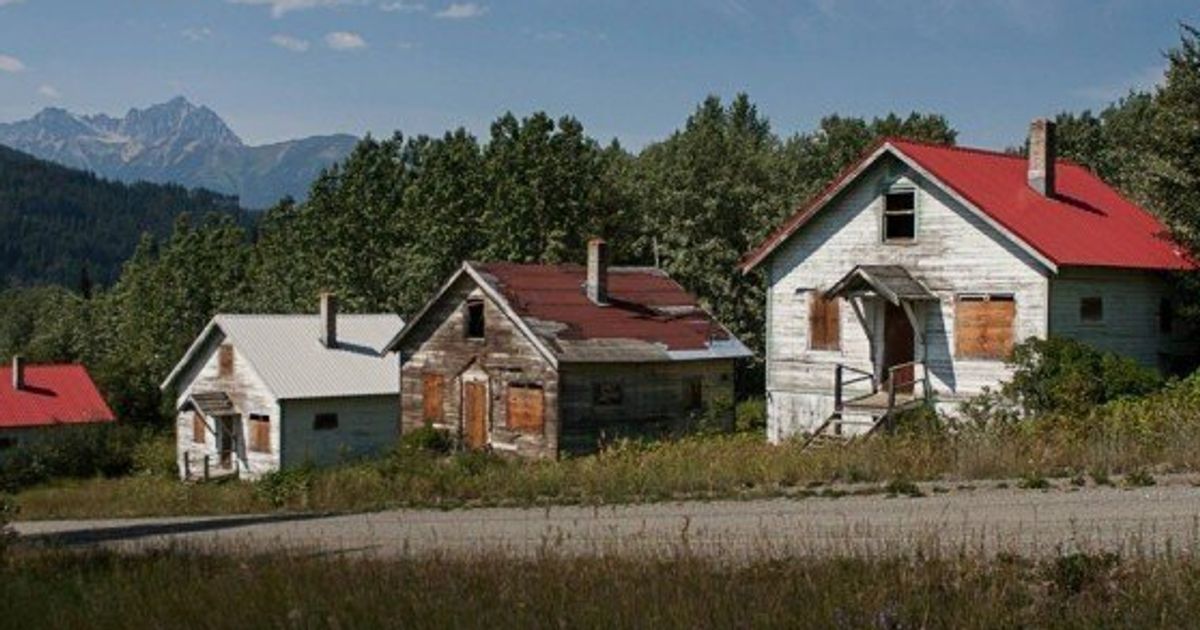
[279, 395, 399, 468]
[558, 360, 736, 455]
[173, 332, 281, 479]
[765, 155, 1051, 440]
[1049, 267, 1197, 370]
[398, 277, 559, 459]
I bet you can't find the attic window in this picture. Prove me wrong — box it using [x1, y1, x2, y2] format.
[1080, 297, 1104, 324]
[883, 190, 916, 242]
[465, 299, 485, 339]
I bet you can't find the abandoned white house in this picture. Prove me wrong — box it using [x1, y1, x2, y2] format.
[742, 119, 1196, 443]
[161, 295, 403, 480]
[0, 357, 115, 461]
[386, 239, 752, 458]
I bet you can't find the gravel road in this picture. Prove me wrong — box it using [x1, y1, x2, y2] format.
[16, 478, 1200, 559]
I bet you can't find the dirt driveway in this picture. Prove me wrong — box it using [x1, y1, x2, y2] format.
[16, 477, 1200, 559]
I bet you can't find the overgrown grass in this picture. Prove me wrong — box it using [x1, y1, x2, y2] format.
[4, 547, 1200, 628]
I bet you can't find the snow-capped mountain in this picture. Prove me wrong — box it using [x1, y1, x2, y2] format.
[0, 97, 357, 208]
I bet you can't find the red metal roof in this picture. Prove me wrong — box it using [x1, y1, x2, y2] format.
[473, 263, 731, 352]
[743, 138, 1194, 272]
[0, 364, 116, 429]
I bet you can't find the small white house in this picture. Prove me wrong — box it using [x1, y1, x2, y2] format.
[161, 295, 403, 480]
[742, 120, 1196, 443]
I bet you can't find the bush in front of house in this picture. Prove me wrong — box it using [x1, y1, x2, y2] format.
[0, 494, 15, 561]
[0, 425, 171, 492]
[1004, 337, 1163, 417]
[734, 398, 766, 432]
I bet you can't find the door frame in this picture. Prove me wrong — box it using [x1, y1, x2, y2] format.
[460, 373, 490, 450]
[881, 301, 915, 393]
[217, 415, 236, 468]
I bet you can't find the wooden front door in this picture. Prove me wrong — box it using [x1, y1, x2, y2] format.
[882, 302, 915, 394]
[463, 381, 488, 450]
[218, 416, 235, 467]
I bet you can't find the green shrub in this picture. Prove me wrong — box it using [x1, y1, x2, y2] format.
[399, 424, 454, 455]
[0, 495, 15, 562]
[0, 424, 142, 492]
[131, 433, 176, 478]
[1005, 337, 1163, 417]
[255, 467, 314, 508]
[1124, 469, 1156, 488]
[734, 398, 766, 432]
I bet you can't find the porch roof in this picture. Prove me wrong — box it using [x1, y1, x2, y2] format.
[825, 265, 937, 305]
[187, 391, 238, 417]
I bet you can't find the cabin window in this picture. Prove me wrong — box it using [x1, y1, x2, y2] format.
[422, 373, 445, 423]
[808, 292, 841, 351]
[883, 190, 916, 242]
[1080, 297, 1104, 324]
[1159, 298, 1174, 334]
[507, 383, 545, 433]
[684, 377, 704, 412]
[955, 295, 1015, 360]
[218, 344, 234, 377]
[0, 437, 16, 450]
[465, 299, 486, 339]
[593, 382, 623, 407]
[192, 412, 206, 444]
[313, 413, 339, 431]
[248, 414, 271, 453]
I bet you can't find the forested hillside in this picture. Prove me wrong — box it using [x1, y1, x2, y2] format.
[2, 25, 1196, 429]
[0, 145, 247, 288]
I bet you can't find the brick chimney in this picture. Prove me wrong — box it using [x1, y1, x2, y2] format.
[319, 292, 338, 348]
[586, 238, 609, 306]
[1028, 118, 1057, 197]
[11, 355, 25, 391]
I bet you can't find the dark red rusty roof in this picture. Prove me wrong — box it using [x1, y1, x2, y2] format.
[743, 138, 1195, 272]
[0, 364, 116, 429]
[472, 263, 739, 354]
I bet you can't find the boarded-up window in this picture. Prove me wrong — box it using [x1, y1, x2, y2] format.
[192, 412, 206, 444]
[1080, 297, 1104, 323]
[955, 295, 1015, 360]
[218, 344, 234, 377]
[248, 414, 270, 453]
[592, 382, 623, 407]
[684, 377, 704, 412]
[313, 413, 338, 431]
[507, 384, 545, 433]
[809, 293, 841, 351]
[422, 374, 445, 423]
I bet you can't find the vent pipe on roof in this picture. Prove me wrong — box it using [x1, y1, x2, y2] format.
[12, 355, 25, 391]
[319, 292, 338, 349]
[1028, 118, 1057, 197]
[586, 238, 609, 306]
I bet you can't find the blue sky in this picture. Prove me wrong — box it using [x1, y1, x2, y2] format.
[0, 0, 1197, 149]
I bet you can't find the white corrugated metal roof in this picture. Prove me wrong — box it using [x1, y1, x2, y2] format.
[163, 313, 403, 400]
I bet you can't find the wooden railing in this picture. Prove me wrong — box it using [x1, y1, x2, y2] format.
[833, 363, 876, 413]
[803, 361, 933, 448]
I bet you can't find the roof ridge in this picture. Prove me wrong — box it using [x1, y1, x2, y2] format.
[885, 137, 1021, 160]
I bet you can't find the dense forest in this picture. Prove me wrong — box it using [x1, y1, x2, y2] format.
[2, 25, 1197, 428]
[0, 145, 248, 288]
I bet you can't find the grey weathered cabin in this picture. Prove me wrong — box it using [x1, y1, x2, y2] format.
[386, 240, 752, 458]
[743, 120, 1197, 443]
[161, 295, 403, 480]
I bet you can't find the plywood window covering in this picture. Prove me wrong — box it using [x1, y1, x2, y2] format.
[465, 299, 486, 339]
[313, 413, 339, 431]
[192, 412, 206, 444]
[248, 414, 271, 453]
[507, 384, 545, 433]
[809, 293, 841, 351]
[883, 190, 916, 241]
[955, 295, 1016, 360]
[218, 344, 234, 377]
[422, 374, 445, 423]
[592, 382, 623, 407]
[1080, 297, 1104, 324]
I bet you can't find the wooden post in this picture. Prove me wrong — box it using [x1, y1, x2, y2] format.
[184, 455, 190, 480]
[203, 455, 210, 481]
[887, 369, 897, 411]
[834, 364, 843, 412]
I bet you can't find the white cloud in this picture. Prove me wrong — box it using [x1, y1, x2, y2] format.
[227, 0, 359, 19]
[0, 54, 25, 73]
[324, 31, 367, 50]
[37, 84, 61, 99]
[182, 26, 213, 42]
[380, 0, 424, 12]
[434, 2, 485, 19]
[270, 34, 311, 52]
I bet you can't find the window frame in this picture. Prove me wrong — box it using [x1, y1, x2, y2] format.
[881, 187, 918, 244]
[1079, 296, 1104, 325]
[592, 381, 624, 407]
[954, 293, 1017, 362]
[464, 298, 486, 340]
[684, 377, 704, 413]
[192, 412, 206, 444]
[422, 373, 446, 423]
[248, 413, 271, 454]
[807, 291, 842, 352]
[313, 413, 339, 432]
